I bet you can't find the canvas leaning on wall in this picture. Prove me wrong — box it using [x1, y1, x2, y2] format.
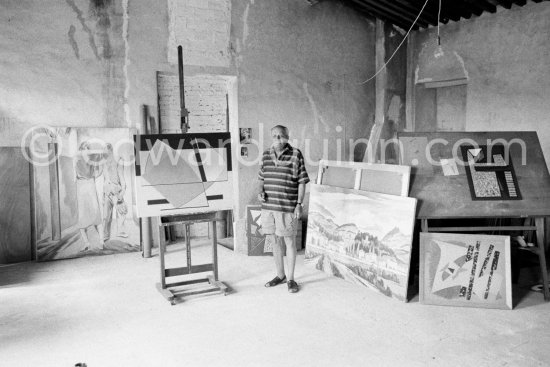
[419, 232, 512, 309]
[305, 184, 417, 301]
[31, 127, 140, 261]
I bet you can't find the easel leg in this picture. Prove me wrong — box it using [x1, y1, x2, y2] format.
[212, 220, 218, 281]
[535, 217, 549, 301]
[159, 223, 166, 289]
[186, 224, 192, 274]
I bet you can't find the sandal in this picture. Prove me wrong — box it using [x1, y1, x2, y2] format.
[287, 280, 299, 293]
[265, 275, 286, 287]
[287, 279, 298, 293]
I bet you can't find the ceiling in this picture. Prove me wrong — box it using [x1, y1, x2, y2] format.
[334, 0, 548, 31]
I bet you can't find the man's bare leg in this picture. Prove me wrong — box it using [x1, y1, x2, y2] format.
[283, 236, 297, 280]
[270, 234, 285, 279]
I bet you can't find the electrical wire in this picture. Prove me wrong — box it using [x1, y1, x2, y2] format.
[358, 0, 432, 85]
[437, 0, 442, 46]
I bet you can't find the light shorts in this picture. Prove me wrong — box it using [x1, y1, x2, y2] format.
[261, 209, 298, 237]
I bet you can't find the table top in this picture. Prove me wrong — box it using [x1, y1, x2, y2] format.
[398, 131, 550, 219]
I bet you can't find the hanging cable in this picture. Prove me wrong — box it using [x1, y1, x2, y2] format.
[358, 0, 432, 85]
[437, 0, 442, 46]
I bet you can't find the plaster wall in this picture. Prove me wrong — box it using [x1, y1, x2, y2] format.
[0, 0, 126, 140]
[231, 0, 376, 252]
[412, 2, 550, 168]
[1, 0, 376, 251]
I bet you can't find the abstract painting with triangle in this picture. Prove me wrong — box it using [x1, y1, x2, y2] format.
[134, 133, 233, 217]
[419, 232, 512, 309]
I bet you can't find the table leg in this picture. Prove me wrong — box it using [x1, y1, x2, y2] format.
[535, 217, 549, 301]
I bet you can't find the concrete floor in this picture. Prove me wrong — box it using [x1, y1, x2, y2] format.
[1, 239, 550, 367]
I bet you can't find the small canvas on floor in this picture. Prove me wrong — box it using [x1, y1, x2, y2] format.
[420, 232, 512, 309]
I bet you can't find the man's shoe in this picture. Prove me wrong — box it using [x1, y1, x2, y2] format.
[287, 280, 299, 293]
[265, 275, 287, 287]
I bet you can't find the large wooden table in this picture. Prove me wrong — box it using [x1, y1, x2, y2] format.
[398, 131, 550, 300]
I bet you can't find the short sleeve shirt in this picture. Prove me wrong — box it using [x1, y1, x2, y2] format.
[258, 144, 310, 213]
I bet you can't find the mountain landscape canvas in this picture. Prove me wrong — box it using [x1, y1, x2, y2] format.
[305, 184, 417, 301]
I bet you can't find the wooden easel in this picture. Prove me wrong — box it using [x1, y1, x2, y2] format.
[156, 212, 228, 305]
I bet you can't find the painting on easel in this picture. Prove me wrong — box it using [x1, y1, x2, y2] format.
[134, 133, 234, 217]
[31, 127, 139, 261]
[420, 232, 512, 309]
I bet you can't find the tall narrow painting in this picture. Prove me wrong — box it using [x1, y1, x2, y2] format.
[31, 127, 139, 261]
[305, 184, 417, 301]
[0, 147, 32, 264]
[420, 232, 512, 309]
[134, 133, 233, 217]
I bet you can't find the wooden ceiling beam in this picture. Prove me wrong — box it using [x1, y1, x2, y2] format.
[493, 0, 513, 9]
[392, 0, 440, 26]
[344, 0, 416, 31]
[407, 0, 462, 22]
[440, 0, 473, 21]
[512, 0, 527, 5]
[358, 0, 430, 28]
[464, 0, 497, 14]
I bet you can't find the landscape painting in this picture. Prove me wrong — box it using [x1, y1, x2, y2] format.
[420, 232, 512, 309]
[305, 184, 417, 301]
[31, 127, 140, 261]
[134, 133, 234, 217]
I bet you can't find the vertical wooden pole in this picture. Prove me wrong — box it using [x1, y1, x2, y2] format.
[159, 223, 166, 288]
[186, 224, 192, 274]
[212, 220, 218, 281]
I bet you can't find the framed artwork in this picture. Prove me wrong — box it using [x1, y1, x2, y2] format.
[305, 184, 417, 301]
[31, 127, 140, 261]
[134, 133, 234, 217]
[461, 145, 522, 200]
[420, 232, 512, 309]
[239, 128, 251, 144]
[316, 160, 410, 197]
[247, 205, 302, 256]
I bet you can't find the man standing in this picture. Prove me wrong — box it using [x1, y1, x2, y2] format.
[257, 125, 309, 293]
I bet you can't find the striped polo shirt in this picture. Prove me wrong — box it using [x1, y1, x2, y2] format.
[258, 143, 310, 213]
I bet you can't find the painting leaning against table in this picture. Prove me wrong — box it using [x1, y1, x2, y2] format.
[305, 184, 417, 301]
[420, 232, 512, 309]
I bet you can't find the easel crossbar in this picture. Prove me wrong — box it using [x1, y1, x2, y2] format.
[165, 264, 213, 277]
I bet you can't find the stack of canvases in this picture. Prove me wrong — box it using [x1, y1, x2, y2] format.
[304, 160, 417, 302]
[0, 126, 140, 264]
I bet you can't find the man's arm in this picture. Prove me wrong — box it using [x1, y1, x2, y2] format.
[256, 180, 266, 202]
[294, 183, 306, 219]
